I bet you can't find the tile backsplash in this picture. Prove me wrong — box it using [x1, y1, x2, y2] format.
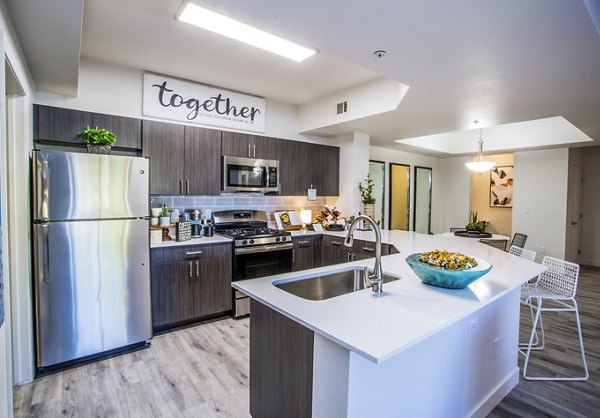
[150, 194, 339, 229]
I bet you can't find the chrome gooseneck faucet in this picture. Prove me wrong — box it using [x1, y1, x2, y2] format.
[344, 215, 384, 293]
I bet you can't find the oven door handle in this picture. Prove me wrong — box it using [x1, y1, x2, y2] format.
[235, 242, 294, 255]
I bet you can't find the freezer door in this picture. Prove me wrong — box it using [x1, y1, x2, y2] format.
[33, 219, 151, 368]
[32, 150, 149, 221]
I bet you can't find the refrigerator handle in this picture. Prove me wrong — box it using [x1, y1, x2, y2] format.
[33, 156, 49, 220]
[41, 223, 50, 283]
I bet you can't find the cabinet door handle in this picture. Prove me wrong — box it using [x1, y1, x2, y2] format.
[186, 179, 190, 194]
[332, 241, 342, 247]
[252, 144, 256, 158]
[188, 261, 193, 278]
[362, 247, 374, 253]
[247, 144, 251, 158]
[179, 179, 183, 194]
[196, 260, 200, 277]
[186, 250, 203, 257]
[347, 252, 351, 262]
[298, 240, 310, 246]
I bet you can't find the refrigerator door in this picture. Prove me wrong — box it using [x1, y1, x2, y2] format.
[33, 219, 151, 367]
[32, 150, 149, 221]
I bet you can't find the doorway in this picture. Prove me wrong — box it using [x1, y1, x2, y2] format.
[413, 166, 432, 234]
[389, 163, 410, 230]
[565, 161, 583, 263]
[368, 160, 385, 228]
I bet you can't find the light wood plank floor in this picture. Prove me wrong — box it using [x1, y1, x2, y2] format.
[14, 266, 600, 417]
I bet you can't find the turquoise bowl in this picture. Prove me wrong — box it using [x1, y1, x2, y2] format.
[405, 253, 492, 289]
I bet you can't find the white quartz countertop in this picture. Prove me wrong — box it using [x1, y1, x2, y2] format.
[233, 230, 545, 363]
[151, 235, 232, 248]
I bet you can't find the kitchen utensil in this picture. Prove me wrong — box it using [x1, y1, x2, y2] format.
[189, 209, 201, 221]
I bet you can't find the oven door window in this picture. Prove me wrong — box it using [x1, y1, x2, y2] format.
[227, 164, 267, 188]
[234, 250, 292, 281]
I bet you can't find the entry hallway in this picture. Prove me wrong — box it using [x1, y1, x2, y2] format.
[14, 267, 600, 417]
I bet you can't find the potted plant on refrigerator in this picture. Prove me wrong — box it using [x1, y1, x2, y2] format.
[76, 127, 117, 154]
[359, 173, 376, 221]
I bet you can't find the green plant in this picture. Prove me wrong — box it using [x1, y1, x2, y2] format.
[358, 173, 376, 205]
[76, 127, 117, 146]
[159, 205, 170, 218]
[466, 211, 488, 232]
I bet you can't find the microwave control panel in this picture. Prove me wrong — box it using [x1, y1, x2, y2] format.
[268, 167, 278, 188]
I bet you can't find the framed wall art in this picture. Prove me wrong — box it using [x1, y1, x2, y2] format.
[490, 166, 513, 207]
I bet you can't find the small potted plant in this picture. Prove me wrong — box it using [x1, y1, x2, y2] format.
[359, 173, 376, 228]
[466, 211, 488, 234]
[76, 127, 117, 154]
[159, 205, 171, 227]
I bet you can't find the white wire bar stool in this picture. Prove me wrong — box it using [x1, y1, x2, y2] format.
[509, 246, 543, 347]
[519, 256, 589, 381]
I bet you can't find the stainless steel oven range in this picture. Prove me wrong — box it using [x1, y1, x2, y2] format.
[213, 210, 292, 318]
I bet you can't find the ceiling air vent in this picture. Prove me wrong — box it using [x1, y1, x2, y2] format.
[336, 101, 348, 115]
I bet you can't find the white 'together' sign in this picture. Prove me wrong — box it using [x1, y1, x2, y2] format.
[142, 73, 266, 133]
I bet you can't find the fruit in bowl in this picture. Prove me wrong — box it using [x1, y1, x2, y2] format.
[406, 250, 492, 289]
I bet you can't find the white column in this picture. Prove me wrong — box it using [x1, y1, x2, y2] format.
[330, 132, 370, 218]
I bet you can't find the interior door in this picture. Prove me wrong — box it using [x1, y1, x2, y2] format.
[369, 161, 385, 228]
[413, 166, 432, 234]
[566, 162, 583, 263]
[389, 163, 410, 230]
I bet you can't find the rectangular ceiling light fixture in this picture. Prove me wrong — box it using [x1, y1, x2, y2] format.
[176, 2, 317, 62]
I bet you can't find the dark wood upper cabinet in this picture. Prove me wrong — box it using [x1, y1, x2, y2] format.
[221, 131, 279, 160]
[34, 105, 92, 143]
[278, 140, 339, 196]
[34, 105, 142, 149]
[91, 113, 142, 149]
[142, 121, 222, 195]
[184, 126, 221, 195]
[142, 120, 185, 195]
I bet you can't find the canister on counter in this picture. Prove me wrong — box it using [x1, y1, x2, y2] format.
[169, 209, 179, 224]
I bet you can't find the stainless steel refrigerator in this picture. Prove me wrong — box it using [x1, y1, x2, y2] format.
[31, 150, 152, 368]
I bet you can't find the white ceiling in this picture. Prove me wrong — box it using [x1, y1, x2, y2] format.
[6, 0, 600, 153]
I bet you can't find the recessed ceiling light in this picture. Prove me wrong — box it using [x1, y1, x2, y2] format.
[176, 2, 318, 62]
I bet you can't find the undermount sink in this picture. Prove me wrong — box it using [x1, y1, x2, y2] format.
[273, 266, 400, 301]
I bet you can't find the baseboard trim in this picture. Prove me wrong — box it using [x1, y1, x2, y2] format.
[579, 258, 600, 267]
[468, 367, 519, 418]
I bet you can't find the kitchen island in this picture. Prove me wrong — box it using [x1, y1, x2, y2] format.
[233, 230, 545, 418]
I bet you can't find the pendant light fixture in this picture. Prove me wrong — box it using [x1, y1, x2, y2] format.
[465, 120, 496, 173]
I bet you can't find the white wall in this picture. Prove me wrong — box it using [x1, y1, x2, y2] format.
[512, 148, 569, 261]
[369, 146, 443, 232]
[331, 133, 370, 217]
[580, 146, 600, 266]
[436, 156, 472, 233]
[1, 1, 37, 414]
[35, 58, 329, 145]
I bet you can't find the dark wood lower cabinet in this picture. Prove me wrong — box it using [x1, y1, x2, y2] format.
[250, 299, 314, 418]
[292, 235, 321, 271]
[151, 243, 232, 330]
[321, 235, 397, 266]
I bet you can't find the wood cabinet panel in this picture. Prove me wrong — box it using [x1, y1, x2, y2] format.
[292, 235, 321, 271]
[194, 256, 232, 317]
[142, 120, 185, 195]
[151, 244, 233, 331]
[34, 105, 92, 143]
[321, 235, 350, 266]
[151, 262, 183, 328]
[92, 113, 142, 149]
[222, 131, 280, 159]
[250, 299, 314, 418]
[184, 126, 221, 195]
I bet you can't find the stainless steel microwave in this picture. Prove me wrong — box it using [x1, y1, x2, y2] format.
[222, 156, 280, 193]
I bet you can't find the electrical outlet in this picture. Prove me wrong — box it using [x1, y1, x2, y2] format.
[540, 246, 545, 254]
[493, 337, 500, 358]
[468, 318, 478, 334]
